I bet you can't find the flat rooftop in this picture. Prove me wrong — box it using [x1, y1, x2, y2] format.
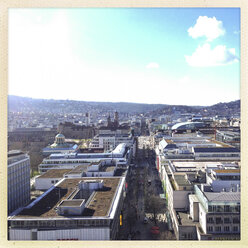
[38, 169, 72, 178]
[204, 191, 240, 202]
[14, 177, 121, 218]
[65, 165, 89, 175]
[177, 211, 197, 226]
[194, 147, 240, 153]
[8, 150, 24, 157]
[172, 161, 239, 172]
[100, 166, 116, 172]
[174, 175, 191, 187]
[214, 169, 240, 174]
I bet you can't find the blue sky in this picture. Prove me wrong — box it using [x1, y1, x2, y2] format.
[9, 8, 240, 106]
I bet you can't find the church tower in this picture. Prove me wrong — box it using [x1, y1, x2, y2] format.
[114, 111, 119, 127]
[107, 114, 111, 127]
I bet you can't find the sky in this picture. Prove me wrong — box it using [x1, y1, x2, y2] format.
[8, 8, 240, 106]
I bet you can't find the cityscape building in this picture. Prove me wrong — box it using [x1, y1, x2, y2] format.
[8, 177, 126, 240]
[35, 160, 124, 191]
[39, 143, 131, 173]
[8, 150, 30, 214]
[42, 133, 78, 156]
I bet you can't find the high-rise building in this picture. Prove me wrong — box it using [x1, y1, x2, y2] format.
[8, 150, 30, 214]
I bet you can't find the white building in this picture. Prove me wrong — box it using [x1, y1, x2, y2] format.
[91, 126, 134, 149]
[193, 147, 240, 161]
[39, 143, 130, 173]
[8, 151, 30, 214]
[160, 160, 240, 240]
[190, 185, 240, 240]
[206, 168, 240, 192]
[35, 161, 120, 191]
[8, 177, 125, 240]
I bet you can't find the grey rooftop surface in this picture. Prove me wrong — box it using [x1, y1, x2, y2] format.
[194, 147, 240, 153]
[174, 174, 191, 186]
[204, 192, 240, 202]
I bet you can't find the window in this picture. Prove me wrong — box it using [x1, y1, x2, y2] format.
[207, 226, 213, 232]
[207, 217, 214, 223]
[215, 226, 221, 232]
[224, 205, 230, 212]
[216, 217, 222, 224]
[224, 218, 230, 223]
[51, 180, 54, 184]
[233, 226, 239, 232]
[217, 205, 223, 212]
[233, 218, 240, 224]
[224, 226, 230, 232]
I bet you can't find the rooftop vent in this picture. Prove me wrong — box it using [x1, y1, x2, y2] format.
[78, 180, 103, 191]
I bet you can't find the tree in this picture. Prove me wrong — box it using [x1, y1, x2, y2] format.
[145, 194, 165, 225]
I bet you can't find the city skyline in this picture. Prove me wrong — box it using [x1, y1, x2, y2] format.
[9, 8, 240, 106]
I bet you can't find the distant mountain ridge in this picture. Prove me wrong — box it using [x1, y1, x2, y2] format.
[8, 95, 240, 116]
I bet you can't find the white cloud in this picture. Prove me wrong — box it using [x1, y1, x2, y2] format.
[185, 43, 239, 67]
[188, 16, 225, 41]
[146, 62, 159, 69]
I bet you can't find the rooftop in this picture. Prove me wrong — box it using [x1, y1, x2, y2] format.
[194, 147, 240, 153]
[204, 192, 240, 202]
[174, 174, 191, 187]
[100, 166, 116, 172]
[177, 211, 197, 226]
[13, 177, 121, 218]
[172, 161, 239, 172]
[65, 165, 88, 175]
[8, 150, 24, 157]
[38, 169, 72, 178]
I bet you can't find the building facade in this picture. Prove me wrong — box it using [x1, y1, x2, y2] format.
[8, 151, 31, 214]
[42, 133, 78, 156]
[39, 143, 130, 173]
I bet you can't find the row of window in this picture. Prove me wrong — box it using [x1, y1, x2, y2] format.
[208, 205, 240, 213]
[207, 225, 239, 233]
[197, 154, 239, 157]
[181, 233, 193, 239]
[207, 216, 240, 224]
[42, 158, 123, 164]
[11, 219, 110, 228]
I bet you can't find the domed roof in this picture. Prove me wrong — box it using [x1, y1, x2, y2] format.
[56, 133, 65, 138]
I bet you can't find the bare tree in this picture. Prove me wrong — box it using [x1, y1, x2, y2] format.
[145, 194, 164, 225]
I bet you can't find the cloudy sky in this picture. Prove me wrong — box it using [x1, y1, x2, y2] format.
[9, 8, 240, 106]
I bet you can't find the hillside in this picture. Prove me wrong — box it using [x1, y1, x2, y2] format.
[8, 95, 240, 116]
